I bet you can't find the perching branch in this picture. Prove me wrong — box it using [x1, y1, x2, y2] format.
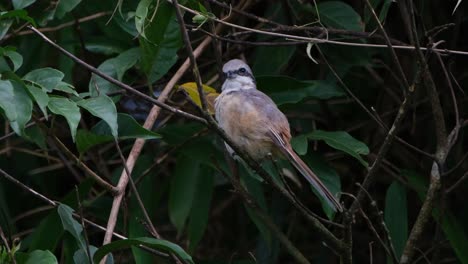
[171, 0, 345, 257]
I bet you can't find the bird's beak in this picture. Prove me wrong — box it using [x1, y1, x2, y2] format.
[224, 71, 234, 79]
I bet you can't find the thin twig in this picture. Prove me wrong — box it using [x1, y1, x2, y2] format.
[51, 136, 118, 193]
[3, 12, 111, 40]
[176, 2, 468, 56]
[348, 0, 415, 214]
[0, 168, 168, 258]
[75, 187, 93, 264]
[28, 26, 206, 124]
[356, 184, 399, 263]
[212, 159, 312, 264]
[172, 0, 208, 111]
[111, 139, 182, 264]
[0, 225, 16, 264]
[170, 0, 345, 253]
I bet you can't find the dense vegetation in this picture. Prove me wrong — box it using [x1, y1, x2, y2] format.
[0, 0, 467, 263]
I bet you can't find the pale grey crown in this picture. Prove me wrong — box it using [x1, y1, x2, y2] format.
[222, 59, 254, 79]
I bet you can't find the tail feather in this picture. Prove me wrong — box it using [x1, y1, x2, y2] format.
[268, 129, 342, 212]
[284, 147, 343, 212]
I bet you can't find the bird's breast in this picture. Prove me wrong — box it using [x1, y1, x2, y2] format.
[215, 91, 274, 159]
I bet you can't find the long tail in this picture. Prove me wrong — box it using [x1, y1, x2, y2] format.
[268, 130, 342, 212]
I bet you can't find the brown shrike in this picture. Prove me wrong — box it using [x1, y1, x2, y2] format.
[215, 59, 342, 212]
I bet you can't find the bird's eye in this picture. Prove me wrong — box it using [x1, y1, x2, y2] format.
[238, 68, 247, 74]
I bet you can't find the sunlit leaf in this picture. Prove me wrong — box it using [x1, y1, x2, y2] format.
[179, 82, 219, 114]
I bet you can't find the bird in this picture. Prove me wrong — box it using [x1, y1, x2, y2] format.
[215, 59, 342, 212]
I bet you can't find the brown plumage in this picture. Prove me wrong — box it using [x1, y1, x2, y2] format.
[215, 59, 342, 212]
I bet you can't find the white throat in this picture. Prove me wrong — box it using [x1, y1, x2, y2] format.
[222, 76, 256, 92]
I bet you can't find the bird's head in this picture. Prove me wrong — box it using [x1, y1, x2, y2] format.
[221, 59, 256, 92]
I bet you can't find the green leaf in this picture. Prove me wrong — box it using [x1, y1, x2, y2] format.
[291, 135, 308, 156]
[0, 80, 18, 122]
[256, 76, 345, 105]
[135, 0, 152, 39]
[188, 166, 214, 252]
[75, 113, 160, 154]
[25, 125, 47, 149]
[75, 130, 113, 154]
[54, 82, 78, 96]
[240, 166, 272, 246]
[2, 49, 23, 71]
[26, 210, 64, 251]
[0, 10, 36, 26]
[93, 237, 194, 264]
[128, 155, 161, 264]
[252, 46, 296, 76]
[57, 204, 87, 251]
[89, 48, 140, 96]
[305, 130, 369, 167]
[73, 246, 113, 264]
[48, 97, 81, 142]
[26, 85, 49, 118]
[24, 250, 58, 264]
[96, 114, 159, 140]
[169, 155, 200, 232]
[77, 95, 118, 137]
[139, 2, 182, 83]
[384, 182, 407, 260]
[252, 3, 295, 75]
[315, 1, 363, 31]
[26, 181, 94, 253]
[0, 19, 13, 40]
[302, 154, 341, 219]
[55, 0, 82, 19]
[364, 0, 392, 25]
[12, 0, 36, 9]
[0, 80, 33, 136]
[23, 68, 64, 92]
[157, 123, 205, 145]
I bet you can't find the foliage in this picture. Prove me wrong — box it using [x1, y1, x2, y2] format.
[0, 0, 467, 263]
